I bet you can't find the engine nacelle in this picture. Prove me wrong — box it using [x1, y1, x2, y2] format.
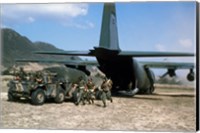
[187, 72, 195, 81]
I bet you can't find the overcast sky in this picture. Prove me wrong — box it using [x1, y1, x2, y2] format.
[1, 2, 197, 77]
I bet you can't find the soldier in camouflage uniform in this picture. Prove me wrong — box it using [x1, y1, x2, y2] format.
[68, 83, 78, 98]
[16, 67, 27, 81]
[14, 73, 23, 92]
[14, 67, 27, 92]
[35, 71, 44, 83]
[85, 78, 96, 104]
[75, 76, 86, 105]
[100, 78, 113, 107]
[18, 67, 27, 81]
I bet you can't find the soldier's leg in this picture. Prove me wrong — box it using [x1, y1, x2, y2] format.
[81, 96, 85, 105]
[101, 91, 107, 107]
[76, 89, 83, 105]
[72, 89, 78, 104]
[91, 92, 95, 104]
[81, 91, 86, 105]
[85, 92, 91, 104]
[95, 88, 101, 100]
[75, 93, 80, 105]
[88, 91, 94, 104]
[106, 91, 113, 103]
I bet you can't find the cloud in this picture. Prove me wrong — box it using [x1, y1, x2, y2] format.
[27, 17, 35, 23]
[155, 44, 166, 51]
[73, 21, 95, 29]
[61, 19, 95, 29]
[1, 4, 88, 24]
[178, 39, 193, 48]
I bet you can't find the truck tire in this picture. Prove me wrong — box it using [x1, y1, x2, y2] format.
[54, 88, 65, 103]
[31, 89, 45, 105]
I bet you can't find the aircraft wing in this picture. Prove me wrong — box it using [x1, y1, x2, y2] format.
[141, 61, 195, 81]
[140, 61, 195, 69]
[15, 59, 99, 66]
[34, 50, 194, 57]
[119, 51, 195, 57]
[34, 50, 94, 56]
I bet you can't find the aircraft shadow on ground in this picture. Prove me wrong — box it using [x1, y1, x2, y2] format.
[5, 93, 194, 106]
[6, 98, 68, 105]
[113, 95, 163, 101]
[6, 98, 106, 107]
[153, 93, 195, 98]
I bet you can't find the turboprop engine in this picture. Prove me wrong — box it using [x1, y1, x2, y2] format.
[187, 69, 195, 81]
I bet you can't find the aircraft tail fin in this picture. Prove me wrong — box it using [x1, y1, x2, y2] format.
[99, 3, 120, 51]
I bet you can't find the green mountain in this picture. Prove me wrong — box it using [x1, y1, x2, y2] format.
[1, 28, 79, 68]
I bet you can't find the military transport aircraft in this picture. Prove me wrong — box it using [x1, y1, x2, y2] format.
[17, 3, 195, 96]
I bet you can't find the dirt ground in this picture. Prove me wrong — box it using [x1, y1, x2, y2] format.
[0, 84, 196, 132]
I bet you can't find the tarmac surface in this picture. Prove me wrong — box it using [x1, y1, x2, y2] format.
[0, 85, 196, 132]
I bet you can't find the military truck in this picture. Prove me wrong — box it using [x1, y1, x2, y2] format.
[7, 72, 69, 105]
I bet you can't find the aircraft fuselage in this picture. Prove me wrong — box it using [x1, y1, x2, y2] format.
[94, 48, 155, 94]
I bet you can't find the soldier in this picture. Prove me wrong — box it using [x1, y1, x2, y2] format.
[14, 72, 24, 92]
[100, 77, 113, 107]
[18, 67, 27, 81]
[74, 76, 86, 105]
[68, 83, 78, 98]
[35, 71, 43, 83]
[14, 67, 26, 80]
[14, 67, 29, 92]
[85, 78, 96, 104]
[43, 71, 54, 83]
